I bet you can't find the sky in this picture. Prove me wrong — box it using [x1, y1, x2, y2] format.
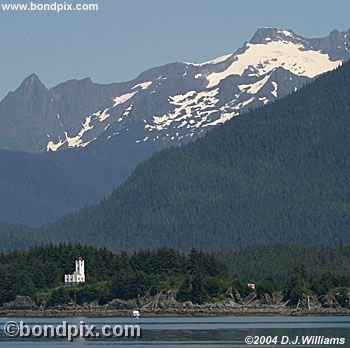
[0, 0, 350, 99]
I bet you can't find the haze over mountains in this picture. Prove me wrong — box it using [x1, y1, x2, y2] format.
[0, 27, 349, 226]
[1, 56, 348, 252]
[42, 61, 350, 252]
[1, 28, 347, 154]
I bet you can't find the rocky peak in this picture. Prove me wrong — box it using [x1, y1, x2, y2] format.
[250, 27, 296, 44]
[13, 73, 49, 100]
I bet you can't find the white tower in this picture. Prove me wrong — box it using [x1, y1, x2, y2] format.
[64, 257, 85, 285]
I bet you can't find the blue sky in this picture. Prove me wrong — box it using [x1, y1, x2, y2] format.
[1, 0, 350, 98]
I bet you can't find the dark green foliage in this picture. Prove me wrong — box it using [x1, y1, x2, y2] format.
[310, 273, 350, 297]
[187, 248, 227, 276]
[0, 245, 227, 306]
[0, 244, 350, 308]
[191, 275, 209, 304]
[219, 244, 350, 285]
[257, 278, 277, 298]
[44, 62, 350, 252]
[176, 277, 192, 303]
[129, 248, 185, 275]
[109, 271, 148, 301]
[47, 287, 71, 307]
[176, 275, 209, 304]
[75, 281, 109, 305]
[283, 265, 311, 305]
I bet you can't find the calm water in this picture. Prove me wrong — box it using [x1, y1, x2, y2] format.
[1, 316, 350, 347]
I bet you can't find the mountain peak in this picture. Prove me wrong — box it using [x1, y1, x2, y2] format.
[329, 29, 340, 36]
[23, 73, 42, 83]
[2, 73, 50, 106]
[250, 27, 296, 44]
[19, 73, 47, 92]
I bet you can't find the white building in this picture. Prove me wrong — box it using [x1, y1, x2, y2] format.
[64, 257, 85, 285]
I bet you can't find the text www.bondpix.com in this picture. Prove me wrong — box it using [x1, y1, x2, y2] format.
[0, 1, 99, 13]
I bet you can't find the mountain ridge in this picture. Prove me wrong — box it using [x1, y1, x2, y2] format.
[38, 61, 350, 252]
[1, 27, 346, 154]
[0, 26, 348, 226]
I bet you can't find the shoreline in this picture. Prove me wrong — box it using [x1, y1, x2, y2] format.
[1, 308, 350, 318]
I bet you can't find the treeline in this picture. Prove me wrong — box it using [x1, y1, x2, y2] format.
[1, 244, 350, 308]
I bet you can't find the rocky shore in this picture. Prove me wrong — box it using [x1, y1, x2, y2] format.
[1, 294, 350, 317]
[1, 307, 350, 317]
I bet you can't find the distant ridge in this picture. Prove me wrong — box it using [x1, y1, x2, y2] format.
[39, 61, 350, 252]
[0, 27, 347, 154]
[0, 27, 349, 226]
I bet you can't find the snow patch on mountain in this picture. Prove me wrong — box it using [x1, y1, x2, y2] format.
[190, 53, 233, 66]
[94, 109, 110, 122]
[47, 116, 94, 151]
[47, 137, 65, 152]
[132, 81, 152, 90]
[47, 88, 139, 151]
[232, 97, 255, 111]
[204, 111, 237, 127]
[113, 92, 136, 107]
[279, 30, 294, 38]
[206, 41, 341, 87]
[122, 104, 133, 118]
[145, 89, 220, 132]
[140, 85, 259, 143]
[271, 81, 278, 97]
[259, 96, 269, 105]
[41, 27, 349, 153]
[238, 74, 271, 94]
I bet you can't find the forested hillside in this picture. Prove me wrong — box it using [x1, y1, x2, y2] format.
[42, 61, 349, 252]
[0, 141, 157, 226]
[0, 222, 37, 251]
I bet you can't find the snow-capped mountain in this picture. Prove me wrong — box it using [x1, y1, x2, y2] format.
[0, 27, 349, 227]
[0, 27, 348, 154]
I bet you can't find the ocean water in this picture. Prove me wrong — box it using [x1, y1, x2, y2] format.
[0, 316, 349, 347]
